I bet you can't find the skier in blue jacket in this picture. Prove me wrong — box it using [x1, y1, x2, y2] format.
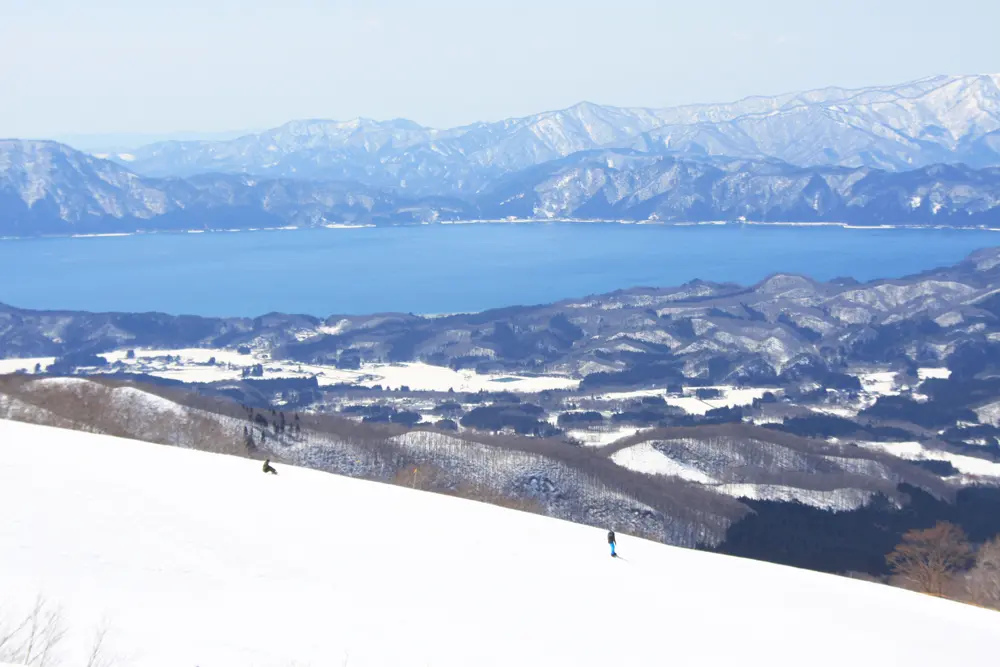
[608, 529, 617, 557]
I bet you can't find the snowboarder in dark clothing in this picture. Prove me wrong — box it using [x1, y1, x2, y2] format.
[608, 530, 617, 557]
[262, 459, 277, 475]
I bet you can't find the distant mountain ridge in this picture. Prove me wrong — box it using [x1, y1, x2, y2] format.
[107, 74, 1000, 194]
[0, 140, 473, 235]
[3, 139, 1000, 235]
[4, 73, 1000, 235]
[481, 150, 1000, 224]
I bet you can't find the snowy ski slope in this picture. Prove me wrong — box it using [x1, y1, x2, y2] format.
[1, 419, 997, 667]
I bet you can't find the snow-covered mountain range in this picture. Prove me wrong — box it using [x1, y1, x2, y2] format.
[110, 74, 1000, 192]
[0, 140, 473, 234]
[4, 140, 1000, 234]
[483, 150, 1000, 223]
[4, 73, 1000, 234]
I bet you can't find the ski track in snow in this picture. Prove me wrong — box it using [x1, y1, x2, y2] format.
[1, 419, 998, 667]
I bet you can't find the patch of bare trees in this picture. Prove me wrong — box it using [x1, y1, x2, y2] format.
[0, 376, 247, 457]
[391, 462, 545, 515]
[0, 595, 119, 667]
[967, 535, 1000, 609]
[886, 522, 974, 596]
[0, 375, 781, 550]
[884, 522, 1000, 611]
[0, 596, 65, 667]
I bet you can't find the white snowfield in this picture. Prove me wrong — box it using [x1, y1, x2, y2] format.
[857, 440, 1000, 479]
[2, 350, 579, 394]
[610, 442, 717, 483]
[566, 425, 643, 447]
[1, 419, 998, 667]
[592, 385, 774, 415]
[0, 357, 56, 375]
[608, 443, 878, 510]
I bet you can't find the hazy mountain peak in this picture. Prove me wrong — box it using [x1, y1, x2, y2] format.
[3, 74, 999, 229]
[86, 73, 1000, 192]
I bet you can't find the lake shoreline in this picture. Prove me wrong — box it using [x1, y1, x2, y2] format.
[3, 218, 1000, 242]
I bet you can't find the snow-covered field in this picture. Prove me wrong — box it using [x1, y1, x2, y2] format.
[343, 361, 579, 393]
[1, 349, 579, 393]
[712, 484, 876, 511]
[849, 367, 948, 398]
[610, 442, 716, 483]
[856, 440, 1000, 479]
[0, 357, 56, 375]
[917, 367, 952, 381]
[855, 371, 900, 396]
[606, 441, 879, 510]
[565, 425, 644, 447]
[591, 385, 773, 415]
[975, 400, 1000, 426]
[664, 388, 770, 415]
[1, 419, 997, 667]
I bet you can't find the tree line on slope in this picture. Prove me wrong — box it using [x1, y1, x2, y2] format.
[885, 522, 1000, 609]
[713, 482, 1000, 610]
[0, 374, 745, 546]
[5, 372, 1000, 610]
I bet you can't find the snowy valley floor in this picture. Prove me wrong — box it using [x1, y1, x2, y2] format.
[1, 418, 998, 667]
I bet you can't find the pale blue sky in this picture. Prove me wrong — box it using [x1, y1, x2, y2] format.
[2, 0, 997, 141]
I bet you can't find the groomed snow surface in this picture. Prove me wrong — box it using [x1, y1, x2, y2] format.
[2, 419, 998, 667]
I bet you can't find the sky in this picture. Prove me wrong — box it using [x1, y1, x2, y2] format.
[2, 0, 998, 144]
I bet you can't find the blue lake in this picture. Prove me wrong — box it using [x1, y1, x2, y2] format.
[1, 224, 998, 317]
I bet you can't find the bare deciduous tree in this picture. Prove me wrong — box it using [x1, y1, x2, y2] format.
[967, 535, 1000, 609]
[0, 595, 66, 667]
[0, 613, 32, 658]
[0, 599, 121, 667]
[886, 522, 973, 596]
